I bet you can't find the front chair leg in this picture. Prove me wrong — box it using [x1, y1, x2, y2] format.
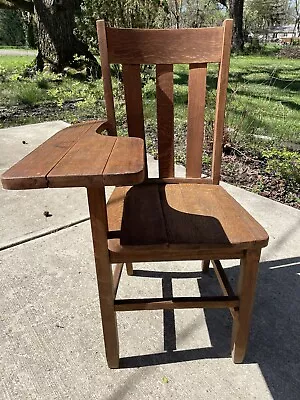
[87, 187, 119, 368]
[232, 249, 261, 363]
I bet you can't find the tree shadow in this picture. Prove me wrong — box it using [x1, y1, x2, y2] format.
[119, 256, 300, 399]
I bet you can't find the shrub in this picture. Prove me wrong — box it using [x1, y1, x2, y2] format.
[262, 148, 300, 183]
[16, 84, 48, 106]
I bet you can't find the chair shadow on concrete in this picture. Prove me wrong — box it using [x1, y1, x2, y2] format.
[120, 256, 300, 399]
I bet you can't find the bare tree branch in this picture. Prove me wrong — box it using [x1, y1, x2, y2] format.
[0, 0, 34, 13]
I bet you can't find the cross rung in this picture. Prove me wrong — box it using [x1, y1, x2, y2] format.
[114, 296, 239, 311]
[212, 259, 239, 319]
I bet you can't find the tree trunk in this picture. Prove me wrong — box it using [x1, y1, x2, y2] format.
[33, 0, 101, 77]
[229, 0, 244, 52]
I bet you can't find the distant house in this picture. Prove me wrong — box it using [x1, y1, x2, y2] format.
[267, 24, 300, 43]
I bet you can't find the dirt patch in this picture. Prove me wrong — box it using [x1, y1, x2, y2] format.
[221, 153, 299, 209]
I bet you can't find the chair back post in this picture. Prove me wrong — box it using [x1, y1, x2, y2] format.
[97, 20, 117, 136]
[212, 19, 233, 184]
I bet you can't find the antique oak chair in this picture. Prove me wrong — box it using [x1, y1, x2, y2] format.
[95, 19, 268, 368]
[1, 19, 269, 370]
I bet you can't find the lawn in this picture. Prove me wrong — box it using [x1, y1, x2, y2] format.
[0, 52, 299, 206]
[1, 54, 299, 144]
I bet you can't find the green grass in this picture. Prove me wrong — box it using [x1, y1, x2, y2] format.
[0, 55, 33, 71]
[227, 56, 300, 145]
[0, 53, 299, 147]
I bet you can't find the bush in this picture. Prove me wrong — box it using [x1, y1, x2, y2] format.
[16, 84, 48, 106]
[262, 148, 300, 183]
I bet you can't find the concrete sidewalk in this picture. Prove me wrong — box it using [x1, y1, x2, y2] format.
[1, 121, 300, 399]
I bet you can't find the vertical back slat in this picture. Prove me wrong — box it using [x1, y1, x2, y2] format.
[122, 65, 145, 140]
[122, 64, 148, 178]
[97, 20, 117, 136]
[186, 63, 207, 178]
[212, 19, 233, 184]
[156, 64, 174, 178]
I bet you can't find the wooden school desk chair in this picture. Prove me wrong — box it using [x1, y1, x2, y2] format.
[1, 19, 268, 369]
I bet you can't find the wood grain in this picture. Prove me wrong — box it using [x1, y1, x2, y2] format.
[106, 183, 268, 262]
[120, 64, 148, 179]
[106, 26, 224, 64]
[47, 133, 116, 187]
[156, 64, 174, 178]
[87, 186, 119, 368]
[232, 249, 261, 363]
[186, 63, 207, 178]
[212, 19, 233, 184]
[103, 136, 145, 186]
[114, 296, 239, 311]
[122, 64, 145, 140]
[97, 20, 117, 135]
[1, 120, 104, 190]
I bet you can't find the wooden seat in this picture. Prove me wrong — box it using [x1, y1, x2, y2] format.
[89, 19, 269, 368]
[107, 184, 268, 260]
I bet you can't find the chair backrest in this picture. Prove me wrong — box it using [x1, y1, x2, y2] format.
[97, 19, 233, 184]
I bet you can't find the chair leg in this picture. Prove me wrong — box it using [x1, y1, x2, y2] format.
[87, 187, 119, 368]
[231, 249, 261, 363]
[202, 260, 210, 273]
[126, 262, 133, 276]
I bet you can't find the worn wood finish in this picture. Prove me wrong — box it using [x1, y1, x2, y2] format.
[106, 183, 268, 254]
[114, 296, 239, 311]
[47, 136, 144, 188]
[186, 63, 207, 178]
[156, 64, 174, 178]
[97, 20, 117, 135]
[48, 133, 116, 187]
[106, 26, 224, 64]
[232, 249, 261, 363]
[87, 186, 119, 368]
[212, 19, 233, 184]
[103, 136, 145, 186]
[1, 121, 104, 190]
[2, 121, 145, 190]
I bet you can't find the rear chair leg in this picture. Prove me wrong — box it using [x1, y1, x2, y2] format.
[87, 187, 119, 368]
[202, 260, 210, 273]
[231, 249, 261, 363]
[126, 262, 133, 276]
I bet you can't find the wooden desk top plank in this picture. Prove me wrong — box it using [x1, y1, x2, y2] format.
[2, 120, 145, 189]
[103, 136, 145, 186]
[1, 121, 103, 190]
[47, 133, 117, 188]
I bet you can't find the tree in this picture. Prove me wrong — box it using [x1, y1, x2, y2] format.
[0, 9, 26, 46]
[77, 0, 169, 54]
[228, 0, 245, 51]
[0, 0, 101, 76]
